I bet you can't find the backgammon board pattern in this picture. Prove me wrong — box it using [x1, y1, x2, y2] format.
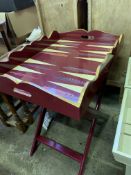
[0, 30, 122, 119]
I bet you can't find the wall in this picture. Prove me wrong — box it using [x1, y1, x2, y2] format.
[37, 0, 78, 36]
[88, 0, 131, 87]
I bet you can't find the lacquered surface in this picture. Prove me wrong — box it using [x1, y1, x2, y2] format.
[0, 30, 120, 110]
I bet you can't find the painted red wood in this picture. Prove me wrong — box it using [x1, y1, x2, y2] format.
[0, 30, 122, 175]
[0, 30, 121, 120]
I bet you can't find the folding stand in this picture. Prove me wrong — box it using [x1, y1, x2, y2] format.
[30, 107, 96, 175]
[30, 79, 105, 175]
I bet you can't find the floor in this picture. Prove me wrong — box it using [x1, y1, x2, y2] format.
[0, 40, 125, 175]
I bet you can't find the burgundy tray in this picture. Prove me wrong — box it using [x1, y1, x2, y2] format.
[0, 29, 122, 175]
[0, 29, 121, 120]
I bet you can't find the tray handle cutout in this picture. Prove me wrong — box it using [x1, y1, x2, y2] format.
[13, 88, 32, 97]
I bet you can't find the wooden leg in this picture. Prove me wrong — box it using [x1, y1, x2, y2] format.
[119, 85, 124, 102]
[95, 78, 107, 111]
[1, 23, 11, 51]
[30, 108, 47, 156]
[1, 94, 27, 132]
[78, 118, 96, 175]
[0, 106, 10, 126]
[95, 90, 103, 111]
[21, 100, 34, 125]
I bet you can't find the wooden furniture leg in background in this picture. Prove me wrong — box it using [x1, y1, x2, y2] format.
[0, 22, 11, 51]
[1, 94, 27, 132]
[0, 106, 10, 126]
[21, 100, 34, 125]
[95, 78, 107, 111]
